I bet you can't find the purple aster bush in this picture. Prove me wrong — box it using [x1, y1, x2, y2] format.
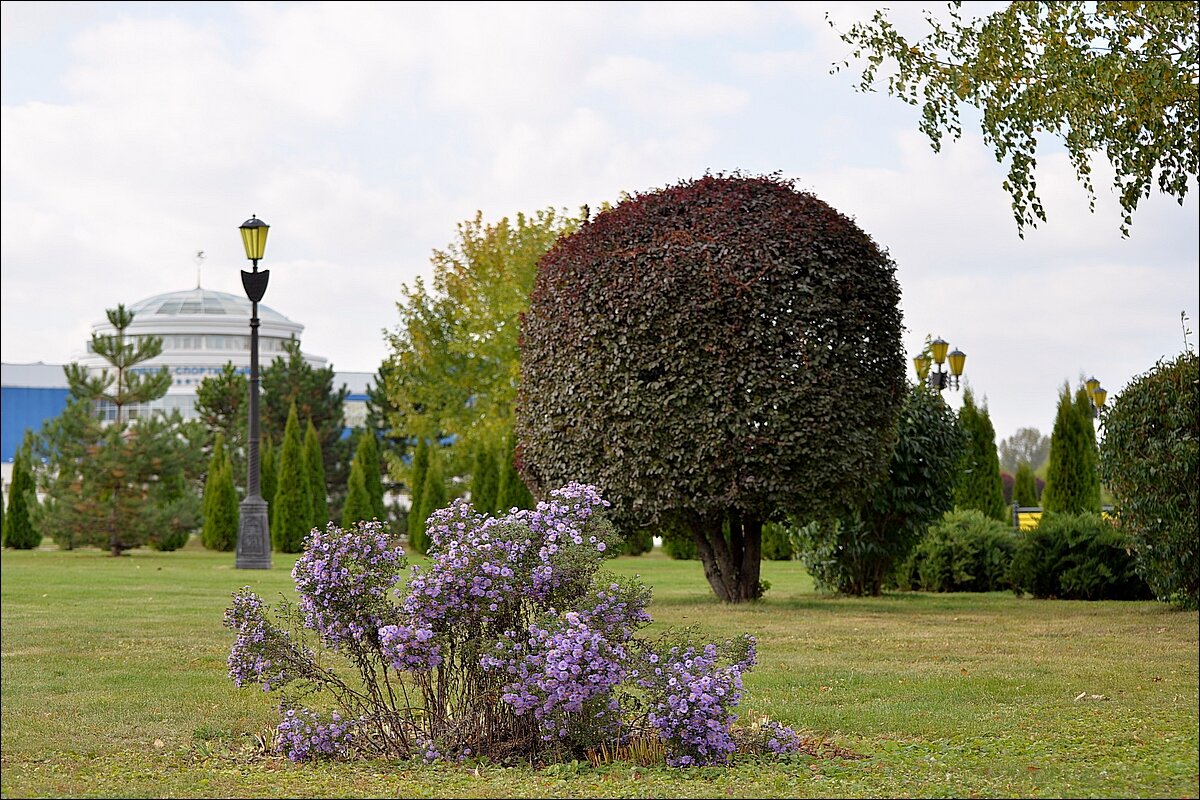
[224, 483, 804, 767]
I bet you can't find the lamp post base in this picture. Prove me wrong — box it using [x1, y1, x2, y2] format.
[235, 495, 272, 569]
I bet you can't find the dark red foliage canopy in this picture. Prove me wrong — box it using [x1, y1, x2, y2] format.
[517, 173, 906, 536]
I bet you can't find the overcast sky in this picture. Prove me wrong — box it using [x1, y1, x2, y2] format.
[3, 1, 1197, 446]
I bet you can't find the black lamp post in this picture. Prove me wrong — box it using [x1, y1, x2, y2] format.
[1085, 375, 1108, 418]
[235, 214, 272, 569]
[912, 337, 967, 391]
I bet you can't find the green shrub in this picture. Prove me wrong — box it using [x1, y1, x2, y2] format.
[621, 527, 655, 556]
[1008, 511, 1152, 600]
[661, 528, 697, 560]
[1099, 348, 1198, 609]
[761, 521, 796, 561]
[893, 509, 1016, 592]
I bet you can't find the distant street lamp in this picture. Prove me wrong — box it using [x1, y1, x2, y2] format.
[1085, 375, 1108, 417]
[235, 215, 272, 569]
[912, 337, 967, 392]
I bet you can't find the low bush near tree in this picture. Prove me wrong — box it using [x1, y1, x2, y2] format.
[892, 509, 1017, 593]
[224, 483, 802, 767]
[1009, 511, 1152, 601]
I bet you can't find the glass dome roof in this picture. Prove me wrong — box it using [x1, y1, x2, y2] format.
[128, 288, 290, 323]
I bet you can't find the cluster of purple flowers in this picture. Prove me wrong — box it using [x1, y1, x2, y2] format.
[223, 588, 296, 692]
[291, 520, 405, 650]
[223, 483, 804, 767]
[635, 636, 759, 766]
[477, 585, 648, 743]
[274, 705, 358, 762]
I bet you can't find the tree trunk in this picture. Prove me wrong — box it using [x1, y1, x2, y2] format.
[691, 510, 764, 603]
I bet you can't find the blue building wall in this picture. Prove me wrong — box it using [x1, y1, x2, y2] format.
[1, 386, 71, 461]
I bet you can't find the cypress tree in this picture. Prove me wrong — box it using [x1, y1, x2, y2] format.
[342, 458, 373, 527]
[1042, 383, 1102, 513]
[4, 443, 41, 550]
[407, 437, 430, 541]
[354, 431, 387, 522]
[1014, 462, 1039, 507]
[496, 432, 534, 512]
[411, 447, 446, 554]
[304, 419, 328, 532]
[953, 389, 1008, 521]
[202, 433, 239, 551]
[261, 432, 277, 526]
[470, 441, 499, 514]
[272, 401, 312, 553]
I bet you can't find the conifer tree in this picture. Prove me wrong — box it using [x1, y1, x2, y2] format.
[470, 441, 499, 514]
[3, 440, 41, 550]
[496, 432, 534, 512]
[304, 419, 328, 532]
[1014, 462, 1039, 507]
[411, 447, 446, 554]
[354, 430, 387, 522]
[953, 389, 1008, 521]
[202, 434, 239, 551]
[1042, 383, 1102, 513]
[272, 401, 312, 553]
[342, 458, 373, 528]
[261, 432, 277, 526]
[407, 437, 430, 541]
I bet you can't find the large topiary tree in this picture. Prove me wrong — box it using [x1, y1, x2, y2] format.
[953, 388, 1008, 521]
[1099, 347, 1198, 609]
[201, 433, 239, 551]
[517, 173, 906, 602]
[1042, 382, 1101, 513]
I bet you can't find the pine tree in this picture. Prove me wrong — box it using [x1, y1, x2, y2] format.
[304, 419, 328, 532]
[1042, 383, 1102, 513]
[953, 389, 1008, 521]
[202, 434, 238, 551]
[4, 441, 41, 550]
[407, 437, 430, 541]
[342, 458, 373, 527]
[1014, 462, 1039, 507]
[354, 431, 387, 522]
[470, 441, 499, 514]
[496, 432, 534, 512]
[261, 432, 277, 527]
[272, 401, 312, 553]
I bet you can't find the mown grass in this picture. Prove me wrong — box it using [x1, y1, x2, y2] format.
[2, 540, 1196, 798]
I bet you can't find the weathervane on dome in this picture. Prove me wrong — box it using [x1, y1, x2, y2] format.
[195, 250, 206, 288]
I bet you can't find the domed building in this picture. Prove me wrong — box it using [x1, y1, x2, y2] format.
[2, 286, 373, 487]
[72, 286, 329, 421]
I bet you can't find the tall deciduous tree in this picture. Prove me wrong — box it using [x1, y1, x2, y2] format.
[517, 174, 907, 603]
[954, 389, 1008, 521]
[1042, 382, 1102, 513]
[271, 401, 312, 553]
[383, 207, 587, 486]
[829, 1, 1198, 237]
[3, 438, 41, 550]
[1099, 346, 1198, 609]
[998, 427, 1051, 473]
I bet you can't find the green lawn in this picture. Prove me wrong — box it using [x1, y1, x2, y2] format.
[2, 541, 1196, 798]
